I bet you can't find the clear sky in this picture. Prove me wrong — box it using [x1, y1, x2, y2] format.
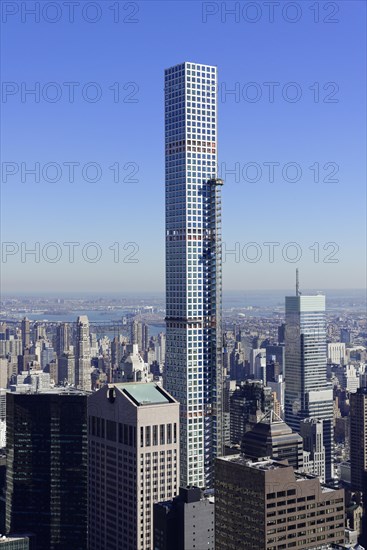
[1, 0, 366, 294]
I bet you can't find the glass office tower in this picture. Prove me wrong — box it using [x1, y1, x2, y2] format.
[6, 390, 88, 550]
[164, 62, 223, 488]
[284, 294, 334, 481]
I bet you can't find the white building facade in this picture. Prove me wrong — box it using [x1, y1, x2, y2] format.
[164, 62, 223, 489]
[285, 294, 334, 481]
[75, 315, 91, 391]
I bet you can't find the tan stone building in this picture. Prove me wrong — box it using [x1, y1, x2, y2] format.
[88, 383, 179, 550]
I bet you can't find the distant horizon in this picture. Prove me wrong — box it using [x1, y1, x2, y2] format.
[1, 288, 365, 298]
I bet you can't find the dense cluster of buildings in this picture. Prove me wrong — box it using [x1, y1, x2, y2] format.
[0, 62, 366, 549]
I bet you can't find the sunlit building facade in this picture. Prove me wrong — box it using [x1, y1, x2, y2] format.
[164, 61, 223, 488]
[285, 295, 333, 481]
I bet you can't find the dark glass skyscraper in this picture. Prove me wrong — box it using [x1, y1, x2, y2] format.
[164, 61, 223, 488]
[6, 390, 88, 550]
[350, 386, 367, 491]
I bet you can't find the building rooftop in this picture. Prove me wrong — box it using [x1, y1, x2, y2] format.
[8, 386, 89, 396]
[115, 383, 175, 406]
[219, 455, 288, 470]
[0, 534, 30, 543]
[217, 455, 340, 493]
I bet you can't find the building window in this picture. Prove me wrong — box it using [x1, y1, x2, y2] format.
[106, 420, 116, 442]
[160, 424, 165, 445]
[153, 425, 158, 446]
[146, 426, 151, 447]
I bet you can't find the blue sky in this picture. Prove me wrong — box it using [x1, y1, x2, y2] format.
[1, 0, 366, 293]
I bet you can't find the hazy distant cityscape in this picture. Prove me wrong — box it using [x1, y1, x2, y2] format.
[0, 283, 366, 548]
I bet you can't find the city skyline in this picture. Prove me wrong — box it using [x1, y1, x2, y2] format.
[1, 2, 366, 548]
[1, 1, 366, 293]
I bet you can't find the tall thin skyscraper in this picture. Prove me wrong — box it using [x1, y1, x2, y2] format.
[284, 286, 333, 481]
[75, 315, 91, 391]
[56, 322, 69, 356]
[350, 386, 367, 491]
[164, 61, 223, 488]
[21, 317, 30, 350]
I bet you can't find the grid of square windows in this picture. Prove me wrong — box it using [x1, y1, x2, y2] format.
[165, 62, 221, 488]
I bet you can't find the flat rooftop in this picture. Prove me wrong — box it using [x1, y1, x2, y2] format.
[0, 535, 30, 542]
[218, 455, 289, 470]
[217, 455, 339, 492]
[116, 383, 174, 406]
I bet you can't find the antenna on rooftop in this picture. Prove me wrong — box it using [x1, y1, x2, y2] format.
[296, 268, 301, 296]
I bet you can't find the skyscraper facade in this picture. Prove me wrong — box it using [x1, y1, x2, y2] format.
[164, 61, 223, 488]
[75, 315, 91, 391]
[241, 410, 304, 469]
[230, 380, 273, 446]
[20, 318, 29, 351]
[88, 383, 179, 550]
[350, 386, 367, 491]
[153, 486, 215, 550]
[284, 294, 333, 481]
[215, 456, 345, 550]
[0, 535, 31, 549]
[6, 390, 88, 550]
[56, 322, 69, 357]
[131, 320, 149, 353]
[300, 418, 326, 483]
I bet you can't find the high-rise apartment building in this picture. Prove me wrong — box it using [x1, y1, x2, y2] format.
[350, 386, 367, 492]
[250, 348, 267, 381]
[157, 332, 166, 368]
[20, 318, 29, 351]
[56, 323, 69, 356]
[34, 322, 46, 342]
[164, 61, 223, 488]
[88, 383, 179, 550]
[58, 352, 75, 385]
[284, 293, 334, 481]
[300, 418, 326, 483]
[6, 389, 88, 550]
[327, 342, 346, 365]
[131, 320, 149, 353]
[215, 456, 345, 550]
[75, 315, 91, 391]
[40, 341, 55, 370]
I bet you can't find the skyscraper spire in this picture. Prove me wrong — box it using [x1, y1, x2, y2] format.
[296, 268, 301, 296]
